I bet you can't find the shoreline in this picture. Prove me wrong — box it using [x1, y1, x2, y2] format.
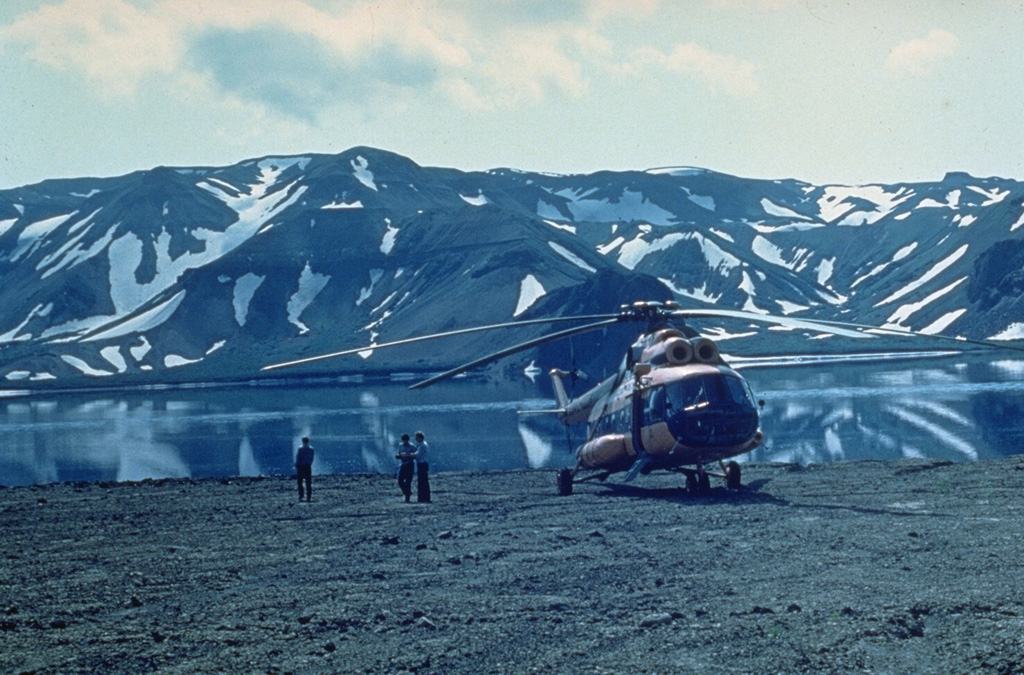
[3, 458, 1024, 673]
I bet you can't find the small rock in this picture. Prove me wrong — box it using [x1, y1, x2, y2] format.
[381, 536, 399, 546]
[588, 530, 604, 538]
[438, 530, 453, 540]
[415, 543, 428, 551]
[415, 616, 437, 630]
[639, 612, 673, 628]
[786, 604, 802, 613]
[324, 641, 337, 652]
[129, 596, 143, 608]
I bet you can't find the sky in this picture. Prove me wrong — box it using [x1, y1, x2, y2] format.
[2, 0, 1024, 190]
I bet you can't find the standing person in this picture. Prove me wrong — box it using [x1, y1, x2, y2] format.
[414, 431, 431, 503]
[395, 433, 416, 503]
[295, 437, 314, 502]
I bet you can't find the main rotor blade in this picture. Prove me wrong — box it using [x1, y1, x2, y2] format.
[670, 308, 1024, 354]
[410, 317, 621, 389]
[668, 308, 871, 339]
[261, 313, 619, 372]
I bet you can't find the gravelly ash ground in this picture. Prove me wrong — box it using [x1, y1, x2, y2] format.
[2, 458, 1024, 674]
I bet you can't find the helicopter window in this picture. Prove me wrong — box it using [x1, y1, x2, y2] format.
[723, 374, 755, 406]
[664, 372, 755, 413]
[645, 387, 666, 424]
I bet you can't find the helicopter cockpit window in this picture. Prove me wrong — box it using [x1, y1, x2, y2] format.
[664, 372, 756, 413]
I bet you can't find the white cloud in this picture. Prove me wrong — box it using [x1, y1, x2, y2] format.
[0, 0, 179, 97]
[0, 0, 590, 113]
[626, 43, 759, 97]
[886, 29, 959, 76]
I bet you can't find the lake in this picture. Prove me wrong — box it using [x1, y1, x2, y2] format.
[2, 354, 1024, 487]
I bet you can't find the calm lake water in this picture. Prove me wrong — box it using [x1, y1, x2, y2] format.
[3, 354, 1024, 487]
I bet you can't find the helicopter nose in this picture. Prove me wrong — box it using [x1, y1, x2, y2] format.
[669, 405, 758, 447]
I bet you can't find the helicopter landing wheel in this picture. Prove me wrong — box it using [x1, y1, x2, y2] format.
[557, 468, 574, 496]
[685, 470, 711, 495]
[725, 461, 742, 490]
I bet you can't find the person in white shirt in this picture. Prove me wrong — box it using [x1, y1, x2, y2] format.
[414, 431, 430, 503]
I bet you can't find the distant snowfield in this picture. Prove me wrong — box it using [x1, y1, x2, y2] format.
[816, 185, 913, 225]
[553, 188, 677, 226]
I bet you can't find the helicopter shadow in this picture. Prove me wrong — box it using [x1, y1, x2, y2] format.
[592, 477, 787, 507]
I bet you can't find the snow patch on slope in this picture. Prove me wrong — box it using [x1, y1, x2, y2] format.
[548, 242, 595, 273]
[875, 244, 968, 307]
[287, 263, 331, 335]
[352, 156, 378, 191]
[514, 275, 546, 317]
[460, 193, 490, 207]
[555, 188, 676, 226]
[233, 273, 265, 327]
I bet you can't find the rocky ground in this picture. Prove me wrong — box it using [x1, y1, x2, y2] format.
[2, 458, 1024, 674]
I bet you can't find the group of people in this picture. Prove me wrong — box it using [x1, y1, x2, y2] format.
[292, 431, 431, 504]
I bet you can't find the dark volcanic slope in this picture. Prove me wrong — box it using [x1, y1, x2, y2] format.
[2, 459, 1024, 673]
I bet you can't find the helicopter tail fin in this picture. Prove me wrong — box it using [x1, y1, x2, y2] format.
[549, 369, 571, 409]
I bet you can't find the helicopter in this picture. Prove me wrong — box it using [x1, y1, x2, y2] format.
[263, 300, 1024, 496]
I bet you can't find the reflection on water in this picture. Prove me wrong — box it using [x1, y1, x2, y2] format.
[2, 355, 1023, 487]
[745, 356, 1024, 464]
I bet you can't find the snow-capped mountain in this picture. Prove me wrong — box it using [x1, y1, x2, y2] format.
[1, 146, 1023, 389]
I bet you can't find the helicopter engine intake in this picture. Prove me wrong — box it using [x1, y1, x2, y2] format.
[664, 337, 694, 365]
[690, 337, 720, 364]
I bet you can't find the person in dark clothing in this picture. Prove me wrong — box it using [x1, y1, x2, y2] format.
[295, 437, 314, 502]
[396, 433, 416, 502]
[414, 431, 430, 503]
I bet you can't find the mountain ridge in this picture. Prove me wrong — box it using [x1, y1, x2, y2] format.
[1, 146, 1022, 390]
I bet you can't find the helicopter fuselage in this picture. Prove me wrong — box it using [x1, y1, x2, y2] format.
[556, 327, 763, 477]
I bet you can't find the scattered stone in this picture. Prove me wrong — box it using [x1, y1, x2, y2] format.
[438, 530, 453, 540]
[129, 596, 144, 608]
[639, 613, 673, 628]
[381, 536, 400, 545]
[415, 617, 437, 630]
